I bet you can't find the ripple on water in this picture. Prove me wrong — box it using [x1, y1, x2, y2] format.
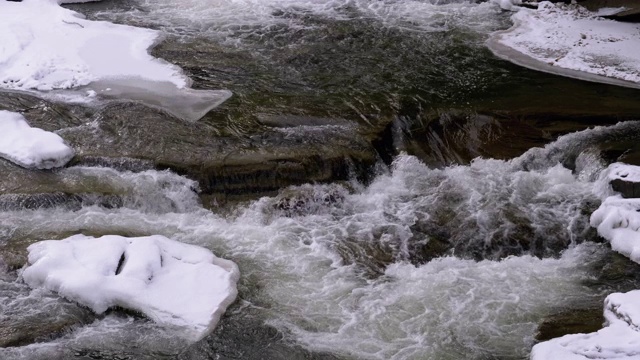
[3, 122, 639, 359]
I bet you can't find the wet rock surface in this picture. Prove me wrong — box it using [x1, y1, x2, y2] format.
[535, 307, 604, 343]
[0, 92, 381, 204]
[610, 178, 640, 198]
[61, 102, 378, 197]
[3, 4, 640, 358]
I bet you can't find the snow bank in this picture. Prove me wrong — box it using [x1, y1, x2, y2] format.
[606, 163, 640, 184]
[0, 0, 186, 91]
[0, 0, 231, 122]
[21, 234, 239, 340]
[488, 2, 640, 88]
[0, 110, 74, 169]
[531, 163, 640, 359]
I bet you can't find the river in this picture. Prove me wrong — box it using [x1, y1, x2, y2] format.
[2, 0, 640, 359]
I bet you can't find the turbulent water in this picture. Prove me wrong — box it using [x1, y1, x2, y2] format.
[3, 120, 640, 359]
[3, 0, 640, 359]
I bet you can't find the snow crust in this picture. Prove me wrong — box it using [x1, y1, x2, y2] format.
[21, 234, 239, 340]
[531, 322, 640, 360]
[0, 110, 74, 169]
[0, 0, 186, 91]
[607, 163, 640, 184]
[489, 2, 640, 87]
[531, 163, 640, 360]
[0, 0, 232, 121]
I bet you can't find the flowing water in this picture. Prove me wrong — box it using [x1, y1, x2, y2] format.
[4, 0, 640, 359]
[3, 121, 640, 359]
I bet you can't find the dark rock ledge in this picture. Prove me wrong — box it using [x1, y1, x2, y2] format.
[0, 91, 389, 205]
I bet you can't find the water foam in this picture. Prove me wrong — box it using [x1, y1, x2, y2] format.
[3, 122, 640, 359]
[92, 0, 506, 42]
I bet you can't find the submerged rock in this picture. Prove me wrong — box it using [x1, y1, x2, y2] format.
[606, 164, 640, 198]
[61, 102, 378, 198]
[179, 303, 344, 360]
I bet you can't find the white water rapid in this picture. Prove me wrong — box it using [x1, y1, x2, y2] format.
[3, 120, 640, 359]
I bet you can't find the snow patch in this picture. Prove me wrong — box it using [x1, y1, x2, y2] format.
[607, 163, 640, 184]
[0, 0, 231, 122]
[488, 1, 640, 88]
[21, 234, 239, 340]
[0, 110, 74, 169]
[0, 0, 187, 91]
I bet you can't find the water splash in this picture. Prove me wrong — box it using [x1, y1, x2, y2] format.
[3, 122, 640, 359]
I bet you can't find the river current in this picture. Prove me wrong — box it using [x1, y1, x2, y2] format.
[2, 0, 640, 359]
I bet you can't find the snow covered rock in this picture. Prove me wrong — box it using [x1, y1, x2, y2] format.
[530, 163, 640, 359]
[605, 290, 640, 331]
[0, 110, 74, 169]
[21, 234, 240, 340]
[607, 163, 640, 198]
[531, 289, 640, 360]
[0, 0, 186, 91]
[591, 165, 640, 263]
[0, 0, 232, 122]
[488, 1, 640, 89]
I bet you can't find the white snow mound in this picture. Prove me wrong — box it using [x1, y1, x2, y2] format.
[0, 110, 74, 169]
[22, 234, 240, 340]
[590, 164, 640, 264]
[607, 162, 640, 184]
[489, 1, 640, 87]
[0, 0, 187, 91]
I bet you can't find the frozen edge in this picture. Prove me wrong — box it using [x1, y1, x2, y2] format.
[486, 26, 640, 91]
[0, 0, 232, 122]
[1, 83, 232, 123]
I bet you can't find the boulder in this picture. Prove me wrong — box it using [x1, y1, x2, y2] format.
[22, 234, 240, 340]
